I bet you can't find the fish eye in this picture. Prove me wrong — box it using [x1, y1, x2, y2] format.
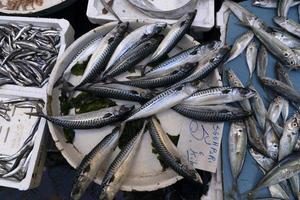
[290, 60, 295, 65]
[292, 122, 298, 127]
[284, 52, 289, 57]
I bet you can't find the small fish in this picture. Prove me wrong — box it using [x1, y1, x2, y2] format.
[289, 175, 300, 199]
[253, 0, 300, 8]
[274, 17, 300, 39]
[278, 110, 300, 161]
[76, 22, 128, 87]
[70, 126, 123, 200]
[264, 129, 279, 160]
[246, 41, 258, 81]
[125, 83, 198, 122]
[265, 96, 284, 134]
[181, 87, 255, 106]
[226, 31, 254, 63]
[281, 98, 289, 122]
[269, 27, 300, 48]
[277, 0, 294, 18]
[98, 121, 146, 200]
[173, 104, 251, 121]
[256, 45, 268, 78]
[149, 10, 197, 63]
[148, 117, 202, 184]
[100, 0, 122, 22]
[228, 121, 247, 193]
[250, 86, 267, 131]
[275, 62, 293, 87]
[27, 105, 134, 129]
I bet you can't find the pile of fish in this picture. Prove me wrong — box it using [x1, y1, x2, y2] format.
[0, 98, 42, 181]
[223, 0, 300, 199]
[0, 0, 44, 11]
[0, 23, 60, 87]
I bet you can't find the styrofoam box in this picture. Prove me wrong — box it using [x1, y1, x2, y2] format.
[86, 0, 214, 31]
[0, 16, 74, 190]
[47, 21, 223, 198]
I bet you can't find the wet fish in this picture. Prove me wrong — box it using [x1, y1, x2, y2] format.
[181, 87, 255, 106]
[275, 62, 293, 87]
[246, 42, 258, 81]
[265, 96, 284, 134]
[249, 86, 267, 131]
[27, 105, 134, 129]
[70, 126, 123, 200]
[278, 110, 300, 161]
[269, 27, 300, 48]
[149, 11, 196, 63]
[149, 117, 202, 184]
[264, 128, 279, 160]
[76, 22, 128, 87]
[98, 121, 146, 200]
[74, 83, 152, 102]
[281, 98, 289, 122]
[173, 104, 251, 121]
[256, 45, 268, 78]
[289, 175, 300, 199]
[277, 0, 294, 18]
[125, 83, 197, 122]
[274, 17, 300, 39]
[226, 31, 254, 63]
[253, 0, 300, 8]
[104, 23, 167, 75]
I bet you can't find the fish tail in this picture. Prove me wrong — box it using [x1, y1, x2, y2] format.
[25, 104, 45, 118]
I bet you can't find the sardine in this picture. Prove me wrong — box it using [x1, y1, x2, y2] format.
[150, 11, 196, 63]
[148, 117, 202, 183]
[256, 45, 268, 78]
[125, 83, 197, 122]
[70, 126, 123, 200]
[246, 41, 258, 81]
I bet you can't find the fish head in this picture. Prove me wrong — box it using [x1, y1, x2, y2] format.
[283, 50, 298, 67]
[273, 16, 287, 26]
[208, 45, 231, 64]
[186, 10, 197, 22]
[119, 105, 135, 114]
[252, 0, 268, 7]
[149, 22, 167, 34]
[260, 77, 275, 86]
[235, 87, 256, 99]
[70, 175, 90, 200]
[287, 113, 300, 132]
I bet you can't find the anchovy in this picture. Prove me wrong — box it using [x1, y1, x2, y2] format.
[27, 105, 134, 129]
[115, 63, 196, 89]
[173, 104, 252, 121]
[74, 83, 152, 102]
[104, 23, 167, 74]
[250, 153, 300, 196]
[149, 11, 197, 63]
[98, 121, 146, 200]
[256, 45, 268, 78]
[275, 62, 293, 87]
[125, 83, 197, 122]
[278, 110, 300, 161]
[274, 17, 300, 39]
[181, 87, 255, 106]
[144, 41, 221, 78]
[246, 41, 258, 81]
[149, 117, 202, 183]
[226, 31, 254, 63]
[249, 86, 267, 131]
[70, 126, 123, 200]
[102, 37, 163, 79]
[269, 27, 300, 48]
[76, 22, 128, 87]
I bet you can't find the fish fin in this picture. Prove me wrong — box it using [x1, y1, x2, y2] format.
[266, 117, 284, 137]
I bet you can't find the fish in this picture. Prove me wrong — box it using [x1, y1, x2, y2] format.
[249, 86, 267, 131]
[275, 62, 293, 87]
[70, 125, 123, 200]
[144, 41, 221, 78]
[127, 0, 198, 20]
[253, 0, 300, 8]
[101, 36, 163, 79]
[226, 69, 252, 112]
[289, 175, 300, 199]
[277, 0, 294, 18]
[149, 10, 197, 63]
[125, 83, 198, 122]
[265, 127, 279, 160]
[249, 153, 300, 196]
[116, 63, 197, 89]
[228, 121, 247, 194]
[274, 17, 300, 39]
[98, 121, 146, 200]
[100, 0, 122, 22]
[173, 104, 251, 121]
[278, 110, 300, 161]
[265, 96, 284, 134]
[246, 41, 258, 81]
[260, 77, 300, 104]
[225, 31, 254, 63]
[245, 117, 270, 157]
[26, 105, 134, 129]
[281, 98, 289, 122]
[256, 45, 268, 78]
[269, 27, 300, 48]
[74, 83, 153, 103]
[181, 87, 255, 106]
[104, 23, 167, 75]
[76, 22, 128, 87]
[148, 117, 202, 183]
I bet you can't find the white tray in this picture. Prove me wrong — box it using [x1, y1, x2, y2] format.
[86, 0, 214, 31]
[47, 21, 224, 195]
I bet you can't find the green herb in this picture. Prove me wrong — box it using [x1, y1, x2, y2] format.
[151, 142, 168, 171]
[64, 128, 75, 143]
[71, 56, 91, 76]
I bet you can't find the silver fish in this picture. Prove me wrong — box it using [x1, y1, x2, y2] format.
[275, 62, 293, 87]
[71, 126, 123, 200]
[246, 41, 258, 81]
[278, 110, 300, 161]
[281, 98, 289, 122]
[149, 10, 197, 63]
[264, 129, 279, 160]
[265, 96, 284, 134]
[270, 27, 300, 48]
[76, 22, 128, 87]
[125, 83, 197, 122]
[253, 0, 300, 8]
[100, 0, 122, 22]
[250, 86, 267, 131]
[289, 175, 300, 199]
[256, 45, 268, 78]
[149, 117, 202, 183]
[277, 0, 294, 18]
[104, 23, 167, 74]
[228, 121, 247, 192]
[99, 121, 146, 200]
[274, 17, 300, 39]
[226, 31, 254, 63]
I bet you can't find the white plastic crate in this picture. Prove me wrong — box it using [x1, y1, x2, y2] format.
[86, 0, 215, 31]
[0, 16, 74, 190]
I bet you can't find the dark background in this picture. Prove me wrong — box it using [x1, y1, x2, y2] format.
[0, 0, 240, 199]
